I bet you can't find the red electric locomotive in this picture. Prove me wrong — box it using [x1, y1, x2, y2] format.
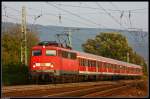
[29, 41, 143, 83]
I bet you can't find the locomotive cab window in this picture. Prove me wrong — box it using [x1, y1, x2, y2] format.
[62, 51, 77, 59]
[46, 50, 56, 56]
[32, 50, 42, 56]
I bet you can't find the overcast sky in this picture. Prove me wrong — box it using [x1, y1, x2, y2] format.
[2, 2, 148, 31]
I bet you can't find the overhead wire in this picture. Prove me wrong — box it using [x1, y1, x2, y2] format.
[2, 3, 147, 34]
[95, 2, 140, 43]
[26, 6, 101, 28]
[3, 4, 147, 29]
[95, 2, 123, 27]
[109, 2, 130, 27]
[46, 2, 107, 28]
[2, 15, 20, 22]
[2, 6, 98, 29]
[108, 2, 146, 47]
[52, 3, 147, 13]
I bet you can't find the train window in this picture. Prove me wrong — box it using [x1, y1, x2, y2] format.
[84, 59, 87, 66]
[86, 59, 88, 66]
[80, 58, 83, 66]
[113, 65, 115, 70]
[113, 64, 116, 70]
[68, 53, 71, 58]
[78, 58, 80, 66]
[108, 64, 110, 69]
[114, 64, 116, 70]
[82, 59, 86, 66]
[82, 59, 85, 66]
[62, 51, 68, 58]
[106, 63, 108, 69]
[91, 61, 96, 67]
[81, 59, 84, 66]
[32, 50, 42, 56]
[97, 61, 99, 67]
[81, 58, 84, 66]
[46, 50, 56, 56]
[58, 50, 62, 56]
[111, 64, 113, 69]
[91, 61, 93, 66]
[88, 60, 90, 66]
[91, 60, 93, 67]
[133, 68, 134, 73]
[94, 61, 96, 66]
[107, 64, 109, 69]
[116, 65, 118, 70]
[100, 62, 102, 67]
[70, 53, 77, 59]
[110, 64, 112, 69]
[103, 63, 105, 68]
[122, 66, 124, 70]
[80, 58, 82, 66]
[79, 58, 81, 66]
[82, 59, 84, 66]
[107, 63, 109, 69]
[62, 51, 77, 59]
[88, 60, 91, 67]
[109, 64, 111, 69]
[120, 65, 122, 69]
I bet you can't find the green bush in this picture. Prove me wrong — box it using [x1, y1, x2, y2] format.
[2, 64, 30, 86]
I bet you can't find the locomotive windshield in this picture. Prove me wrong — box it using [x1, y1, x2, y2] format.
[32, 50, 42, 56]
[46, 50, 56, 56]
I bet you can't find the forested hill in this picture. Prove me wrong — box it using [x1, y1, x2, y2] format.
[2, 22, 148, 63]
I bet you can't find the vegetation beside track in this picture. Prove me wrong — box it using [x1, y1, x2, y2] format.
[114, 79, 148, 97]
[2, 26, 39, 86]
[2, 64, 29, 86]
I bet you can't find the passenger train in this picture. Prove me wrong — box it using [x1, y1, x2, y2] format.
[29, 41, 143, 83]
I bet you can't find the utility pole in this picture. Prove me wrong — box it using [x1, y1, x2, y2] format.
[68, 29, 72, 48]
[67, 28, 80, 49]
[21, 6, 27, 66]
[127, 52, 129, 62]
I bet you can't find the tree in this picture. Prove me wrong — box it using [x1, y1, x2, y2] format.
[82, 32, 147, 75]
[2, 24, 40, 66]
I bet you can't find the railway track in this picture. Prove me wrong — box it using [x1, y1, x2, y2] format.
[81, 84, 132, 97]
[2, 80, 143, 97]
[44, 80, 143, 97]
[2, 81, 115, 97]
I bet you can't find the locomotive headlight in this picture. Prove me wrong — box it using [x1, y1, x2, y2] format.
[50, 64, 54, 68]
[33, 65, 36, 68]
[51, 65, 53, 68]
[45, 63, 50, 66]
[35, 63, 40, 66]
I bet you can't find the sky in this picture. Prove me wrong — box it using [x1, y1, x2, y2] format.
[2, 2, 148, 32]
